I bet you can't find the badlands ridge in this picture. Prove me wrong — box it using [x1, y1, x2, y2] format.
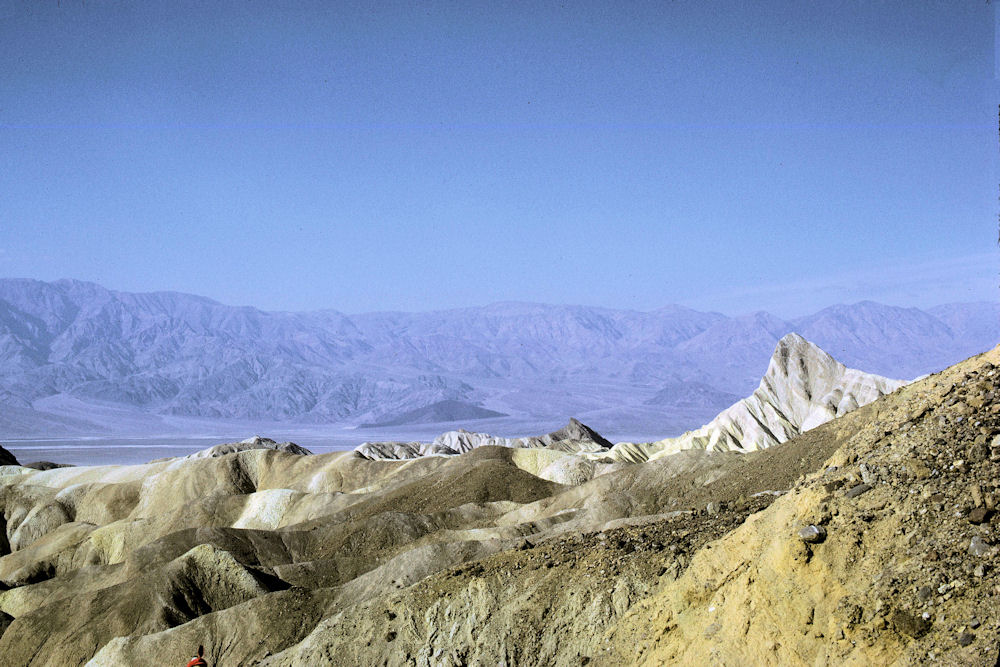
[357, 334, 905, 467]
[0, 334, 998, 664]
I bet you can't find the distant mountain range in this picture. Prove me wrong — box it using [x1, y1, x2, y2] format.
[0, 278, 996, 438]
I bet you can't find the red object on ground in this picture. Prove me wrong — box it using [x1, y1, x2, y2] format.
[186, 657, 208, 667]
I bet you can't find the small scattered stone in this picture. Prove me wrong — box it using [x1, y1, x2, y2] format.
[916, 586, 934, 602]
[909, 460, 932, 479]
[891, 610, 932, 638]
[958, 632, 975, 647]
[797, 525, 827, 543]
[970, 619, 981, 629]
[969, 536, 990, 558]
[845, 483, 873, 499]
[859, 464, 874, 485]
[968, 507, 992, 525]
[974, 564, 986, 578]
[706, 501, 720, 515]
[823, 479, 845, 493]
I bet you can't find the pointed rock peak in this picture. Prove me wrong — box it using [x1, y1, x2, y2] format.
[770, 333, 839, 373]
[774, 332, 824, 354]
[240, 435, 276, 446]
[777, 332, 807, 346]
[549, 418, 613, 449]
[185, 436, 313, 459]
[0, 444, 18, 467]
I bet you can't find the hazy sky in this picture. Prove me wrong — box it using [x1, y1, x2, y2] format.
[1, 1, 996, 317]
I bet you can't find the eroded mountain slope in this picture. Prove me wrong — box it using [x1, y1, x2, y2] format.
[609, 342, 1000, 666]
[612, 332, 906, 460]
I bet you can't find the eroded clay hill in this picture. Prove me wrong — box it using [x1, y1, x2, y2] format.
[252, 344, 1000, 667]
[0, 346, 996, 665]
[609, 342, 1000, 666]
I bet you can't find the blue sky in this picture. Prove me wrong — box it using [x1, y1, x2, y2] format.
[0, 0, 996, 317]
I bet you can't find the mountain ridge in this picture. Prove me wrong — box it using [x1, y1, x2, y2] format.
[0, 278, 994, 437]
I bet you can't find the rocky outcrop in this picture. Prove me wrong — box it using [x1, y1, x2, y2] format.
[0, 445, 18, 467]
[355, 418, 612, 460]
[350, 440, 423, 460]
[607, 333, 905, 461]
[179, 435, 313, 459]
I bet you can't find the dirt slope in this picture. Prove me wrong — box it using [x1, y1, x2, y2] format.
[609, 343, 1000, 666]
